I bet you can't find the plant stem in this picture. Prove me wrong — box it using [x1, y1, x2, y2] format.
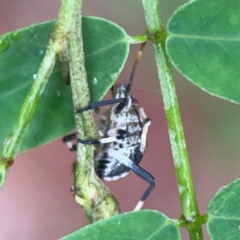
[141, 0, 203, 239]
[56, 0, 120, 222]
[0, 39, 56, 188]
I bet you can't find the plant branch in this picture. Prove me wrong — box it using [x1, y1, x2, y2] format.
[141, 0, 203, 239]
[56, 0, 120, 222]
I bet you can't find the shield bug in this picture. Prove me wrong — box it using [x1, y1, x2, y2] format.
[63, 43, 154, 210]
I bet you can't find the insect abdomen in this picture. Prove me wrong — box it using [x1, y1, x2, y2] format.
[94, 152, 131, 181]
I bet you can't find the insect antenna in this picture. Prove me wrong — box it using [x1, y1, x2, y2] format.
[126, 42, 146, 95]
[115, 42, 146, 114]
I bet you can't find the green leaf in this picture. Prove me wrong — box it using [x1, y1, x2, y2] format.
[207, 178, 240, 240]
[0, 17, 129, 155]
[61, 210, 180, 240]
[166, 0, 240, 104]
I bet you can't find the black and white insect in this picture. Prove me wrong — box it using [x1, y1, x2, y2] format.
[63, 43, 155, 210]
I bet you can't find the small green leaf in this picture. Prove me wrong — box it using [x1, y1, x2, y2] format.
[0, 17, 129, 155]
[61, 210, 180, 240]
[166, 0, 240, 104]
[207, 178, 240, 240]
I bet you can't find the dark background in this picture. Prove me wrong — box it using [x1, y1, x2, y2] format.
[1, 1, 240, 239]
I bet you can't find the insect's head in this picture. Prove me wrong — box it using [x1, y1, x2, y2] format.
[111, 84, 131, 113]
[112, 83, 129, 99]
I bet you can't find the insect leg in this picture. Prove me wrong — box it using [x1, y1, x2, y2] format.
[95, 107, 107, 121]
[77, 129, 130, 145]
[63, 128, 130, 150]
[63, 132, 101, 148]
[63, 133, 77, 151]
[108, 148, 155, 211]
[76, 98, 126, 113]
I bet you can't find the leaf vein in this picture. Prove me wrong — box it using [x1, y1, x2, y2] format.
[209, 214, 240, 221]
[183, 38, 212, 81]
[85, 37, 128, 59]
[168, 34, 240, 42]
[213, 40, 240, 69]
[146, 221, 168, 240]
[0, 80, 31, 100]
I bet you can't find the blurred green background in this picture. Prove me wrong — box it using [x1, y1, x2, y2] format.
[1, 0, 240, 239]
